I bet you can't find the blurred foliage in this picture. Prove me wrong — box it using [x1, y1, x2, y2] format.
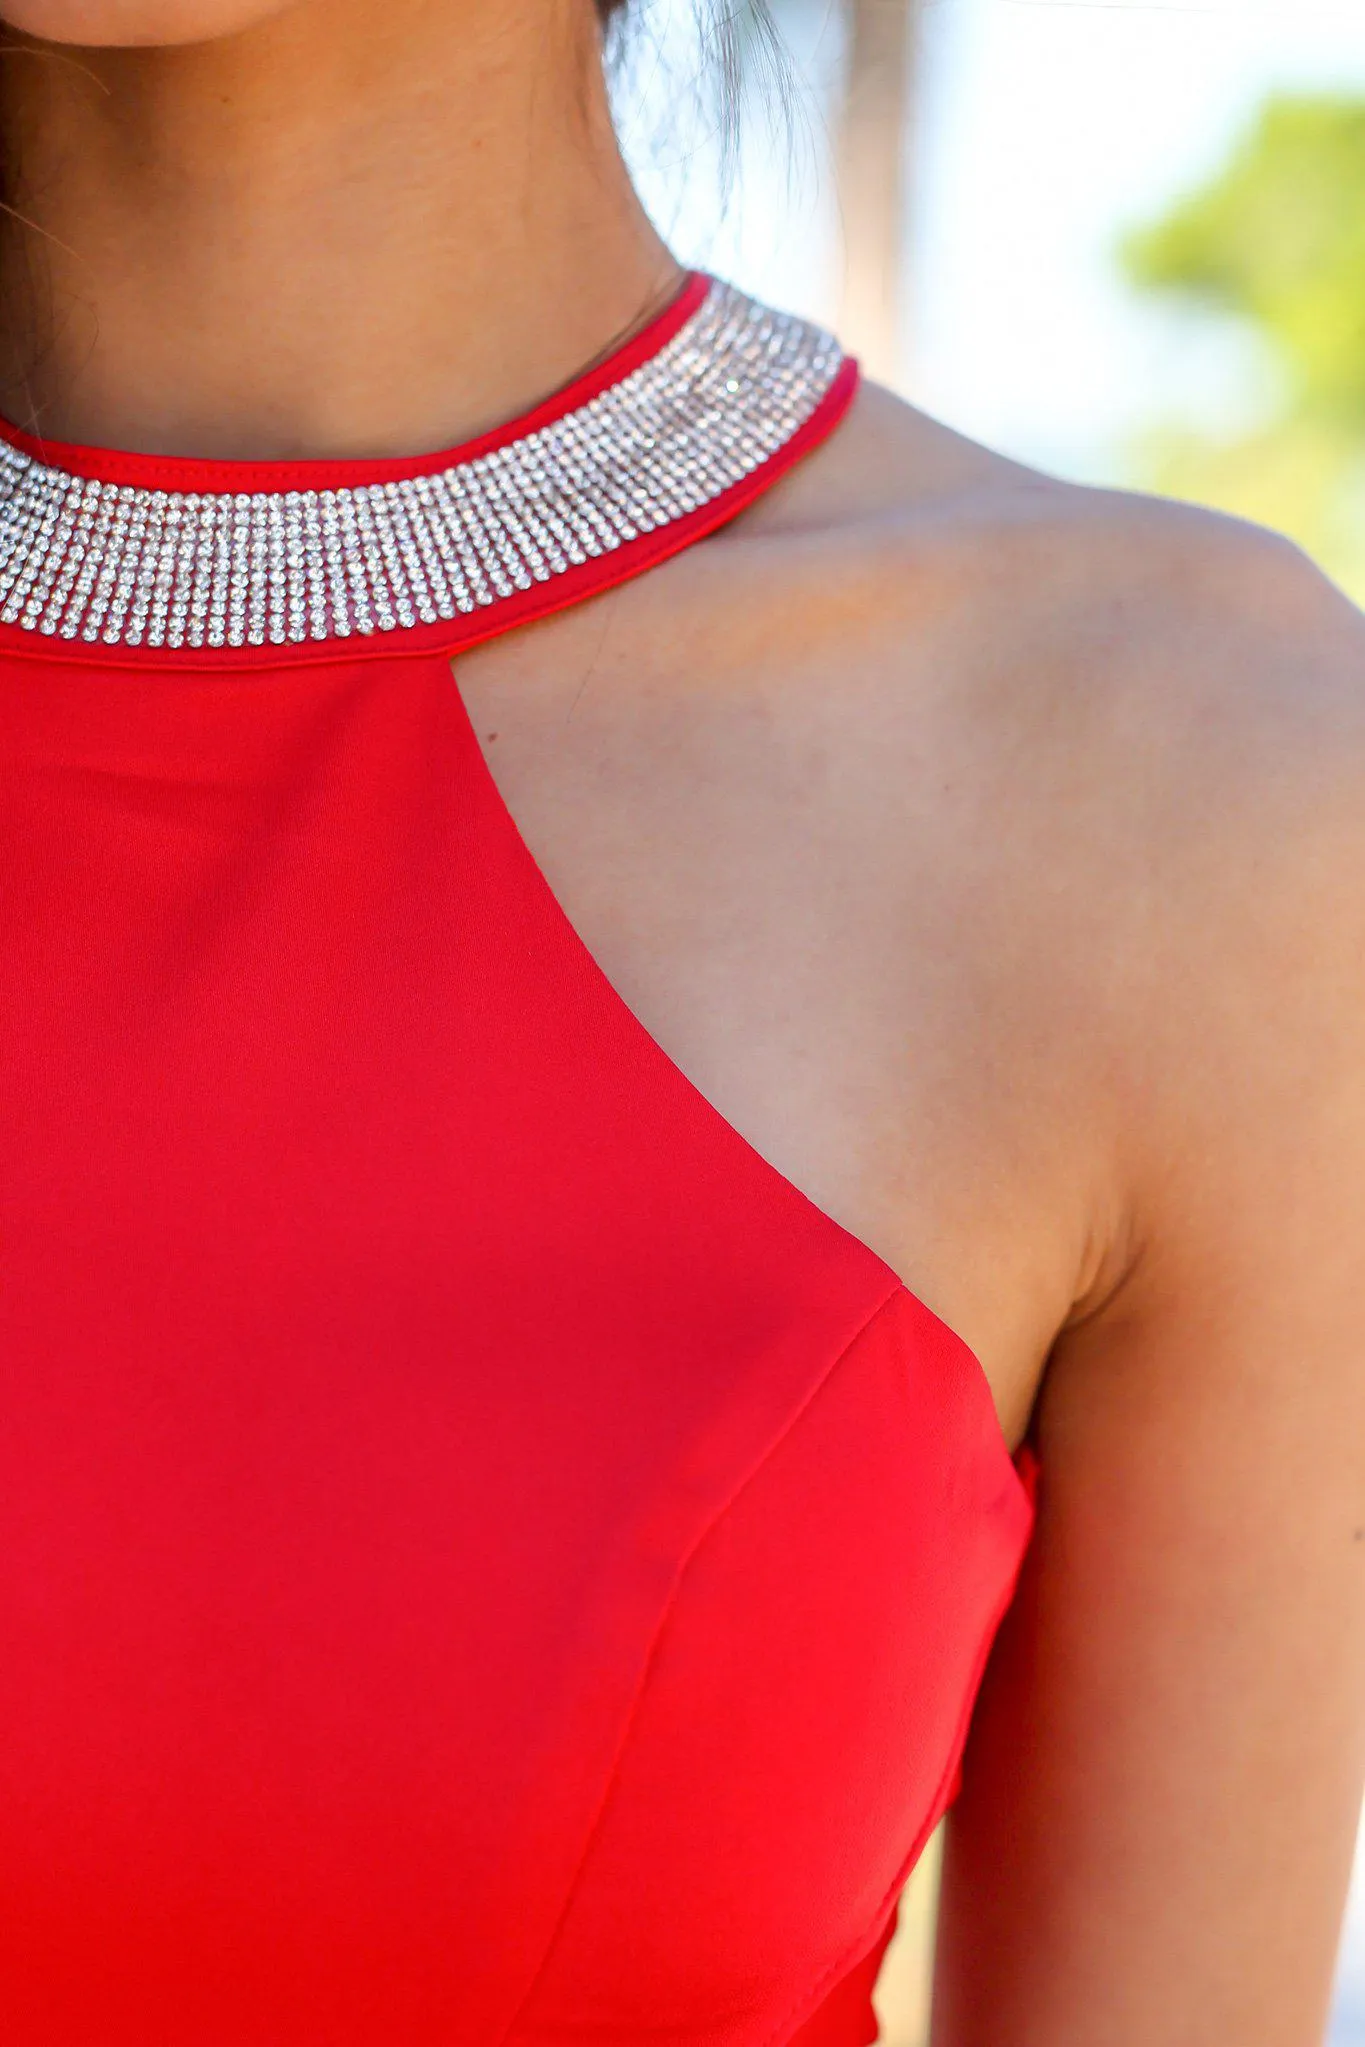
[1120, 94, 1365, 602]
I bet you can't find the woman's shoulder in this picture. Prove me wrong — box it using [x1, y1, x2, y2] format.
[751, 372, 1361, 680]
[710, 373, 1365, 1232]
[601, 372, 1365, 1007]
[733, 374, 1365, 897]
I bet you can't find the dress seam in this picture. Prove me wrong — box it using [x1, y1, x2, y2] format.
[759, 1505, 1037, 2045]
[493, 1273, 905, 2047]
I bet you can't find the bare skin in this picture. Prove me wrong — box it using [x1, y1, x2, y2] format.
[1, 0, 1362, 2041]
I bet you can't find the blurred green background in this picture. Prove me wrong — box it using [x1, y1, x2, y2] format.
[1124, 92, 1365, 604]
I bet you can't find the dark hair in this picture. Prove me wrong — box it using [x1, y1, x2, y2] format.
[600, 0, 792, 186]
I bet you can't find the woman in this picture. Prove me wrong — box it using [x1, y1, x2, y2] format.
[0, 0, 1360, 2038]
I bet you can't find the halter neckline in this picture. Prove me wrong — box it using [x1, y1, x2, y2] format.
[0, 275, 856, 666]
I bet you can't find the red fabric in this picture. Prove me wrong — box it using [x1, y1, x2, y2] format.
[791, 1911, 900, 2047]
[0, 296, 1036, 2043]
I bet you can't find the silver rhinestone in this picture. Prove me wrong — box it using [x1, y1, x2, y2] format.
[0, 283, 842, 647]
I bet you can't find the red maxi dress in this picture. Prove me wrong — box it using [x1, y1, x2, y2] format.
[0, 274, 1036, 2044]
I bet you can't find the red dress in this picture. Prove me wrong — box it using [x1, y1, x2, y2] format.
[0, 274, 1035, 2043]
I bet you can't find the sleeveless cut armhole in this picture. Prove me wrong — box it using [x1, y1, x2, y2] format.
[439, 660, 1034, 1522]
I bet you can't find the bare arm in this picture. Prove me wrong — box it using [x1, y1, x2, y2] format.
[933, 533, 1365, 2046]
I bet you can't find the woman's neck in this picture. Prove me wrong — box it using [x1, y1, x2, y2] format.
[0, 0, 680, 457]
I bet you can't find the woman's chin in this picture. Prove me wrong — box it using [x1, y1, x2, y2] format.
[0, 0, 291, 44]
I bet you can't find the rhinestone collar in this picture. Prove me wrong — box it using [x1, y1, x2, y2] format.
[0, 278, 847, 656]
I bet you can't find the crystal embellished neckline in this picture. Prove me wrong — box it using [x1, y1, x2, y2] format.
[0, 277, 851, 659]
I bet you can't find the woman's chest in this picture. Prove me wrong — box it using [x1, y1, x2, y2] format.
[458, 589, 1089, 1445]
[0, 643, 1034, 2043]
